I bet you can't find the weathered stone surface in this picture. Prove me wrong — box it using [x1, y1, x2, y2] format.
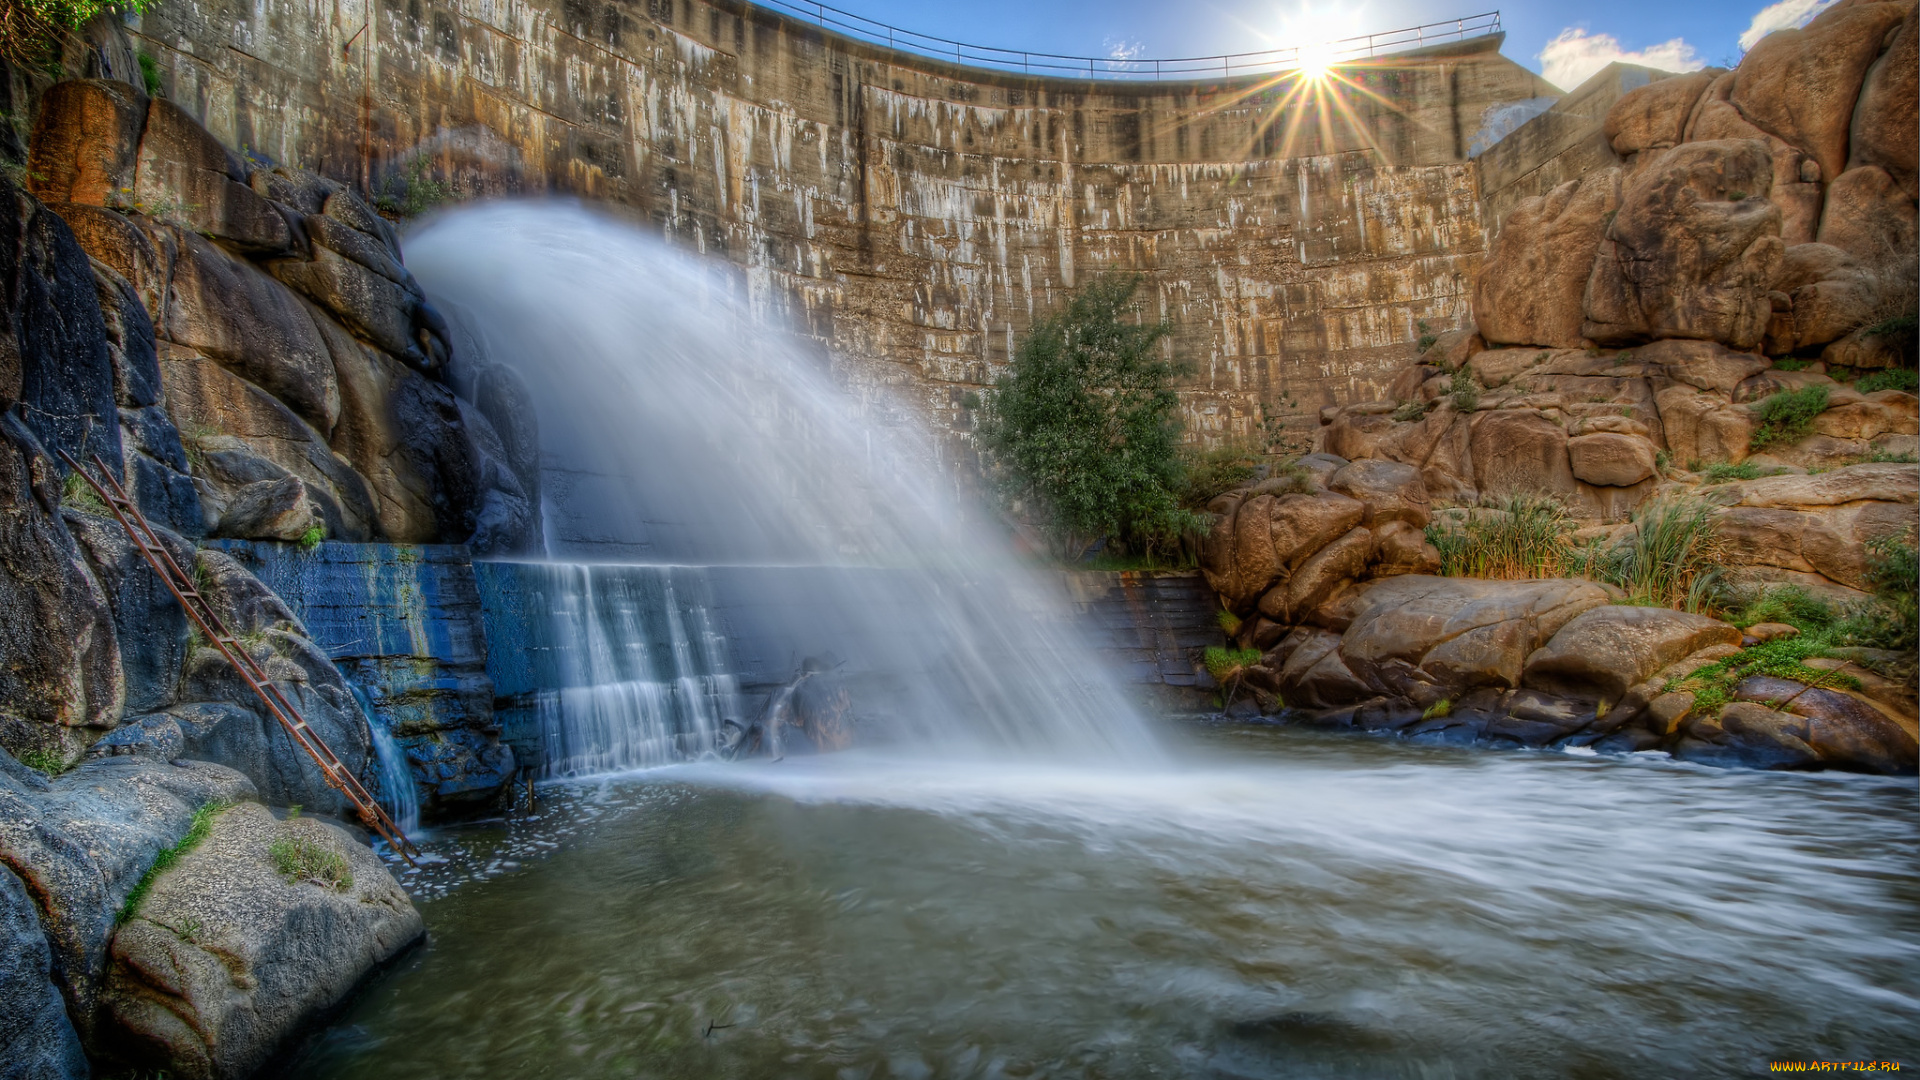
[167, 548, 372, 815]
[0, 417, 123, 763]
[1523, 606, 1742, 703]
[1640, 338, 1770, 392]
[1467, 347, 1565, 388]
[1606, 69, 1721, 156]
[1473, 169, 1617, 348]
[1654, 384, 1755, 465]
[1729, 0, 1911, 186]
[1815, 165, 1919, 263]
[1469, 409, 1577, 498]
[1583, 140, 1785, 350]
[1772, 243, 1881, 352]
[102, 802, 422, 1080]
[0, 756, 257, 1045]
[25, 79, 145, 209]
[1326, 459, 1430, 528]
[1568, 431, 1658, 486]
[45, 202, 169, 325]
[303, 212, 409, 286]
[1812, 390, 1919, 440]
[1715, 461, 1918, 508]
[0, 858, 89, 1080]
[132, 99, 290, 255]
[159, 345, 373, 539]
[61, 510, 190, 716]
[1848, 2, 1918, 195]
[471, 364, 543, 555]
[1368, 518, 1442, 577]
[162, 230, 340, 436]
[271, 245, 425, 367]
[1722, 679, 1916, 772]
[1331, 575, 1610, 699]
[1677, 701, 1822, 769]
[1263, 526, 1370, 623]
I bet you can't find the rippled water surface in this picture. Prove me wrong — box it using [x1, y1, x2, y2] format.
[290, 725, 1920, 1079]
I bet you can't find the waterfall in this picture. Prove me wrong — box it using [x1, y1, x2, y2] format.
[353, 684, 422, 834]
[411, 202, 1162, 769]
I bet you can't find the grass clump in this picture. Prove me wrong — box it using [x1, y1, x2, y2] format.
[1425, 494, 1569, 579]
[1854, 367, 1917, 394]
[269, 830, 353, 892]
[296, 524, 325, 551]
[1216, 607, 1243, 637]
[1421, 698, 1452, 720]
[1666, 633, 1859, 717]
[60, 470, 108, 514]
[1447, 366, 1479, 412]
[15, 747, 74, 776]
[1178, 441, 1260, 509]
[1415, 318, 1439, 356]
[1748, 385, 1829, 451]
[120, 800, 232, 923]
[1699, 461, 1774, 484]
[1572, 497, 1726, 611]
[1204, 645, 1264, 709]
[1391, 399, 1432, 423]
[1728, 585, 1837, 633]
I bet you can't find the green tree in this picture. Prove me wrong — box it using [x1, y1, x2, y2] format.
[976, 275, 1200, 561]
[3, 0, 155, 64]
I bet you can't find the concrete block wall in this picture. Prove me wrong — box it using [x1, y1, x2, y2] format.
[121, 1, 1556, 461]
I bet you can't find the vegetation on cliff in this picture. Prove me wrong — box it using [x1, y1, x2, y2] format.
[977, 276, 1201, 563]
[0, 0, 149, 63]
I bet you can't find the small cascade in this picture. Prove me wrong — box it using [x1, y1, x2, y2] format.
[524, 563, 743, 777]
[353, 685, 422, 835]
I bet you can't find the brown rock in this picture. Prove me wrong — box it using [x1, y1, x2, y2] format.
[159, 349, 375, 541]
[1812, 390, 1919, 440]
[1523, 606, 1743, 703]
[1774, 243, 1879, 352]
[1822, 325, 1913, 368]
[26, 80, 145, 208]
[45, 202, 170, 325]
[1718, 460, 1918, 507]
[1326, 459, 1430, 528]
[1730, 0, 1911, 186]
[1473, 168, 1619, 348]
[1848, 2, 1918, 196]
[1640, 338, 1770, 392]
[1318, 410, 1395, 461]
[1583, 140, 1786, 350]
[1732, 675, 1917, 773]
[1266, 491, 1366, 581]
[1469, 409, 1577, 499]
[270, 245, 424, 366]
[1816, 165, 1919, 263]
[1746, 621, 1801, 641]
[1568, 431, 1658, 486]
[1606, 69, 1723, 156]
[163, 229, 339, 435]
[1369, 519, 1442, 577]
[1654, 384, 1755, 465]
[1684, 96, 1825, 246]
[1421, 327, 1484, 368]
[133, 99, 291, 255]
[1466, 347, 1563, 388]
[1265, 526, 1371, 623]
[1337, 575, 1611, 698]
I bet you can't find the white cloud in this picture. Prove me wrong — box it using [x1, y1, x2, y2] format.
[1739, 0, 1835, 51]
[1538, 28, 1706, 91]
[1104, 37, 1145, 61]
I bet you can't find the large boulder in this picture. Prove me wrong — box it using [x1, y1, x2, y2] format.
[1568, 431, 1659, 486]
[1522, 606, 1743, 703]
[0, 755, 256, 1046]
[1816, 165, 1918, 263]
[1848, 2, 1918, 196]
[1468, 409, 1577, 500]
[1709, 463, 1918, 590]
[1473, 168, 1618, 348]
[1323, 575, 1611, 700]
[0, 859, 89, 1080]
[159, 347, 375, 541]
[1728, 0, 1912, 186]
[1583, 140, 1785, 351]
[1654, 384, 1755, 465]
[101, 801, 422, 1080]
[1325, 459, 1430, 528]
[1641, 338, 1769, 392]
[160, 229, 340, 436]
[1605, 69, 1723, 157]
[25, 80, 145, 209]
[131, 99, 290, 256]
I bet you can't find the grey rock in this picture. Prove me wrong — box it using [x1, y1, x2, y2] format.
[101, 801, 421, 1080]
[0, 756, 257, 1045]
[61, 508, 191, 715]
[0, 860, 88, 1080]
[271, 245, 426, 367]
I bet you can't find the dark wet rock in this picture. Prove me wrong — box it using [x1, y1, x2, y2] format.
[272, 245, 427, 368]
[100, 801, 421, 1080]
[1674, 701, 1822, 770]
[60, 509, 191, 715]
[1731, 675, 1918, 773]
[0, 858, 89, 1080]
[0, 755, 257, 1046]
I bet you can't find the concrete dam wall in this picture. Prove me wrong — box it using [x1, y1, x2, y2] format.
[123, 0, 1554, 462]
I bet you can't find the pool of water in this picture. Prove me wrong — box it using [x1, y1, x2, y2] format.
[287, 724, 1920, 1079]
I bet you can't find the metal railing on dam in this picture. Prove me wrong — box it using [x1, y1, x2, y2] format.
[750, 3, 1502, 80]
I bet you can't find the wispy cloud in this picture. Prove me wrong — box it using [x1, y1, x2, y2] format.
[1739, 0, 1835, 51]
[1104, 36, 1145, 61]
[1537, 28, 1706, 91]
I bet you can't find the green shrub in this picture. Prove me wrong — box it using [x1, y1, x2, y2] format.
[1421, 698, 1452, 720]
[120, 800, 231, 923]
[1178, 441, 1259, 509]
[2, 0, 159, 63]
[1203, 646, 1262, 683]
[1771, 358, 1810, 372]
[1216, 608, 1243, 637]
[1448, 366, 1479, 412]
[1415, 318, 1439, 355]
[137, 51, 161, 96]
[1573, 496, 1725, 611]
[1391, 399, 1432, 423]
[1701, 461, 1762, 484]
[979, 275, 1203, 562]
[297, 524, 325, 551]
[1728, 585, 1837, 633]
[269, 831, 353, 892]
[1854, 367, 1917, 394]
[1838, 531, 1918, 651]
[1425, 494, 1569, 579]
[1749, 385, 1829, 451]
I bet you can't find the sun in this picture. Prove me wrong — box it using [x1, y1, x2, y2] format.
[1297, 38, 1337, 82]
[1281, 4, 1354, 82]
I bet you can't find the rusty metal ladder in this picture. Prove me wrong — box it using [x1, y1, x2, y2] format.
[59, 450, 420, 865]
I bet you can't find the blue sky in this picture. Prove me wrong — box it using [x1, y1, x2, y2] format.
[832, 0, 1839, 90]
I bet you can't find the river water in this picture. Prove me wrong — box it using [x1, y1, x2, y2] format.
[288, 724, 1919, 1079]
